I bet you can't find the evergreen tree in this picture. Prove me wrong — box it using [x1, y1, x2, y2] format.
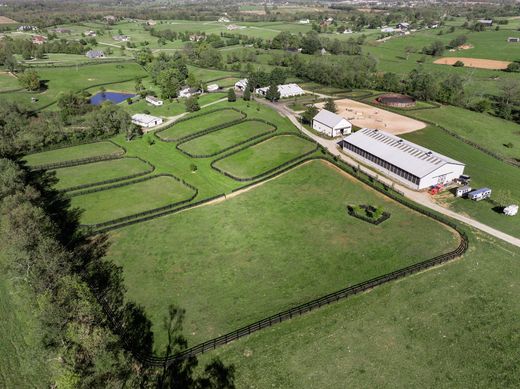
[324, 98, 337, 113]
[265, 83, 280, 102]
[227, 88, 236, 102]
[185, 96, 200, 112]
[243, 87, 251, 101]
[302, 105, 318, 124]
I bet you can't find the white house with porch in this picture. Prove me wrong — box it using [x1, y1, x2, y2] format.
[312, 109, 352, 137]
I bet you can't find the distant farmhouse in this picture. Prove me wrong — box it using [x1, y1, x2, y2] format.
[218, 16, 230, 23]
[312, 109, 352, 138]
[508, 37, 520, 43]
[189, 34, 205, 42]
[478, 19, 493, 26]
[85, 30, 97, 37]
[104, 15, 117, 24]
[18, 25, 38, 32]
[53, 28, 71, 34]
[86, 50, 105, 59]
[113, 35, 129, 42]
[206, 83, 219, 92]
[145, 95, 163, 106]
[256, 83, 305, 99]
[32, 35, 47, 45]
[396, 22, 410, 30]
[343, 128, 465, 190]
[131, 113, 163, 129]
[146, 20, 156, 26]
[299, 19, 310, 24]
[179, 87, 201, 98]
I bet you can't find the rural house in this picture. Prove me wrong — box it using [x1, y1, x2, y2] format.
[131, 113, 163, 129]
[86, 50, 105, 59]
[342, 128, 465, 190]
[312, 109, 352, 137]
[145, 95, 163, 106]
[478, 19, 493, 26]
[234, 79, 248, 91]
[32, 35, 47, 45]
[179, 87, 201, 98]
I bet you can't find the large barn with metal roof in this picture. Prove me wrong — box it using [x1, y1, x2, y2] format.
[343, 128, 465, 190]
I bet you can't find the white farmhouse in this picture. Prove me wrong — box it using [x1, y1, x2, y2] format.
[131, 113, 163, 129]
[145, 95, 163, 106]
[234, 79, 248, 91]
[342, 128, 465, 190]
[312, 109, 352, 137]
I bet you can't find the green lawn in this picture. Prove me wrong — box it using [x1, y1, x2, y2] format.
[213, 135, 316, 179]
[72, 175, 195, 225]
[157, 108, 246, 141]
[406, 105, 520, 160]
[202, 231, 520, 388]
[106, 161, 458, 350]
[24, 141, 123, 167]
[178, 120, 275, 156]
[51, 157, 152, 190]
[124, 93, 226, 117]
[0, 254, 53, 388]
[0, 72, 21, 92]
[403, 126, 520, 238]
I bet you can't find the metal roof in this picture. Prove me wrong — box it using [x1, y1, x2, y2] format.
[313, 109, 350, 129]
[344, 128, 464, 178]
[131, 113, 161, 124]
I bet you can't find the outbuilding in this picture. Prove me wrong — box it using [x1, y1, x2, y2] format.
[145, 95, 163, 106]
[131, 113, 163, 129]
[86, 50, 105, 59]
[342, 128, 465, 190]
[178, 87, 201, 98]
[504, 205, 518, 216]
[456, 186, 472, 197]
[255, 83, 305, 99]
[234, 79, 248, 91]
[207, 83, 219, 92]
[468, 188, 492, 201]
[312, 109, 352, 138]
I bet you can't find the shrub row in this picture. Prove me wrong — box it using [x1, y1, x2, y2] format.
[31, 152, 124, 171]
[26, 138, 125, 159]
[58, 156, 155, 192]
[176, 119, 277, 158]
[154, 107, 247, 142]
[75, 174, 198, 229]
[347, 205, 391, 225]
[211, 133, 319, 182]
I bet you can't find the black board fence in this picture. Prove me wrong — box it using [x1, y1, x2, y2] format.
[75, 174, 198, 229]
[176, 118, 277, 158]
[155, 107, 247, 143]
[58, 156, 155, 192]
[90, 153, 469, 367]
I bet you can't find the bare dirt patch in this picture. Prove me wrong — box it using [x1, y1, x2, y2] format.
[316, 98, 426, 135]
[0, 16, 17, 24]
[434, 57, 511, 70]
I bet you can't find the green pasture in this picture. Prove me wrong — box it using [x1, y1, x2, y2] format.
[213, 134, 316, 179]
[106, 160, 458, 349]
[0, 72, 21, 92]
[202, 231, 520, 388]
[157, 108, 245, 141]
[403, 126, 520, 238]
[51, 157, 151, 190]
[408, 105, 520, 160]
[187, 66, 240, 83]
[24, 141, 123, 166]
[71, 175, 195, 225]
[178, 120, 275, 156]
[17, 53, 129, 67]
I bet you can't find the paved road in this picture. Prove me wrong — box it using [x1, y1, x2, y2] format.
[260, 98, 520, 248]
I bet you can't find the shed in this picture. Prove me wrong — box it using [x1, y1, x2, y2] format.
[207, 84, 219, 92]
[312, 109, 352, 138]
[234, 79, 248, 91]
[145, 95, 163, 106]
[86, 50, 105, 59]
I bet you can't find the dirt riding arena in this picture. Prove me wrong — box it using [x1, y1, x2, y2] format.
[434, 57, 511, 70]
[316, 98, 426, 135]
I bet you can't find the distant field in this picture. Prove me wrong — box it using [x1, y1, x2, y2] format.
[434, 57, 511, 70]
[213, 135, 316, 179]
[24, 141, 123, 166]
[72, 175, 195, 225]
[157, 108, 245, 141]
[106, 160, 458, 349]
[51, 157, 152, 190]
[0, 72, 20, 92]
[178, 120, 275, 156]
[0, 16, 17, 24]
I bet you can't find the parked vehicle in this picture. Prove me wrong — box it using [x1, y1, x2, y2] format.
[468, 188, 492, 201]
[428, 184, 444, 195]
[456, 185, 472, 197]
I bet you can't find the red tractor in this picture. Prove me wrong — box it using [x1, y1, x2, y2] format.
[428, 184, 444, 195]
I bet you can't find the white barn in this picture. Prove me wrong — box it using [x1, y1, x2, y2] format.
[312, 109, 352, 137]
[255, 83, 305, 99]
[234, 79, 248, 91]
[342, 128, 465, 190]
[131, 113, 163, 129]
[145, 95, 163, 106]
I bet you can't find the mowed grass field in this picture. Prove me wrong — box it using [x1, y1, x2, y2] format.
[213, 135, 316, 179]
[106, 160, 459, 350]
[157, 108, 246, 141]
[0, 72, 21, 92]
[403, 126, 520, 238]
[71, 175, 195, 225]
[51, 157, 152, 190]
[178, 120, 275, 156]
[406, 105, 520, 160]
[201, 231, 520, 388]
[24, 141, 123, 166]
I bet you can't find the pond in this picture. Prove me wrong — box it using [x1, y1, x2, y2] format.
[90, 91, 136, 105]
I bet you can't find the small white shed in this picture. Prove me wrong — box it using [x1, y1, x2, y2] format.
[312, 109, 352, 137]
[131, 113, 163, 129]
